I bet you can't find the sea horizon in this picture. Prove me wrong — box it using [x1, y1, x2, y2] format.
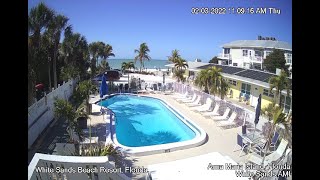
[99, 58, 171, 70]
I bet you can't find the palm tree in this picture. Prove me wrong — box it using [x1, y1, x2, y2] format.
[28, 2, 54, 105]
[89, 42, 101, 77]
[127, 62, 135, 72]
[174, 58, 188, 70]
[268, 70, 291, 108]
[218, 78, 229, 100]
[168, 49, 180, 63]
[194, 69, 210, 93]
[47, 14, 69, 89]
[121, 62, 129, 72]
[61, 30, 90, 80]
[134, 43, 151, 72]
[208, 66, 223, 96]
[102, 44, 115, 61]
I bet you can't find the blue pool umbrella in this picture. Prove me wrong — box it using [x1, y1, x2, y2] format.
[253, 94, 262, 138]
[99, 74, 108, 113]
[100, 74, 108, 98]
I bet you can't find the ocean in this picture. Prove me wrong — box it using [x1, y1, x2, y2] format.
[99, 59, 171, 70]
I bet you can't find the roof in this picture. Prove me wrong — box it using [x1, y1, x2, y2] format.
[165, 61, 209, 70]
[222, 40, 292, 51]
[196, 64, 292, 90]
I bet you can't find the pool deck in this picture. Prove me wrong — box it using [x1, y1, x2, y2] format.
[89, 93, 253, 179]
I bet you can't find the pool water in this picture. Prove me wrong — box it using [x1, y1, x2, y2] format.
[101, 95, 196, 147]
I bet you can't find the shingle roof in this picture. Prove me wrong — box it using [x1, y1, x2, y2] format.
[222, 40, 292, 51]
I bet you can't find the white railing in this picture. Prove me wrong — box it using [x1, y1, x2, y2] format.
[252, 56, 263, 62]
[28, 77, 79, 149]
[218, 53, 231, 59]
[28, 153, 130, 180]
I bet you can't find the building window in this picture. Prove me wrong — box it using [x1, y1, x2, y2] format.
[255, 50, 262, 57]
[224, 48, 230, 54]
[243, 50, 248, 56]
[281, 95, 291, 113]
[233, 63, 238, 66]
[265, 51, 271, 57]
[286, 53, 292, 64]
[263, 89, 274, 98]
[228, 79, 237, 86]
[241, 83, 251, 95]
[228, 60, 232, 65]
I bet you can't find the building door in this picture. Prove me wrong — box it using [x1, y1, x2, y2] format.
[250, 85, 260, 108]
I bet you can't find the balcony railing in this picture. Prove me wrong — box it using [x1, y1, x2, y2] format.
[218, 53, 231, 59]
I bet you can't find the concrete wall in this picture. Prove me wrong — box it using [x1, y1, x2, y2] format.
[28, 77, 79, 149]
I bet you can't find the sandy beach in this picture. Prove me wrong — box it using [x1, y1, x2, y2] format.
[114, 69, 175, 85]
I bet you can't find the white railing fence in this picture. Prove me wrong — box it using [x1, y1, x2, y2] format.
[28, 153, 130, 180]
[28, 77, 79, 149]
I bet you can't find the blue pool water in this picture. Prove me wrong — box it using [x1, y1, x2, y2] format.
[101, 95, 196, 147]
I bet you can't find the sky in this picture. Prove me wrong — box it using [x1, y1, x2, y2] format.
[28, 0, 292, 62]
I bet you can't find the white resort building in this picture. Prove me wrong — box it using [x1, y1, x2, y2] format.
[218, 37, 292, 70]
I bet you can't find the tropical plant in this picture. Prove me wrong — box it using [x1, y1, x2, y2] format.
[261, 107, 288, 167]
[168, 49, 180, 63]
[268, 70, 291, 108]
[194, 66, 223, 96]
[208, 66, 223, 96]
[60, 66, 79, 81]
[194, 69, 210, 93]
[173, 69, 186, 83]
[54, 99, 84, 142]
[134, 43, 151, 72]
[218, 78, 229, 99]
[98, 59, 110, 74]
[263, 49, 289, 74]
[89, 42, 101, 77]
[28, 2, 54, 106]
[121, 62, 135, 73]
[101, 44, 115, 62]
[174, 58, 188, 70]
[76, 80, 96, 114]
[61, 29, 90, 80]
[79, 143, 125, 167]
[262, 102, 292, 148]
[209, 56, 219, 64]
[47, 14, 70, 89]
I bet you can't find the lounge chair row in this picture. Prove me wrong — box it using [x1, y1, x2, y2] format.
[172, 92, 238, 128]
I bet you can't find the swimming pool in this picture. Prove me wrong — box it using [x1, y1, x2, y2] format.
[100, 94, 206, 155]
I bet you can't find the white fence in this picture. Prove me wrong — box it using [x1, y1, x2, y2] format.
[28, 78, 79, 149]
[28, 153, 130, 180]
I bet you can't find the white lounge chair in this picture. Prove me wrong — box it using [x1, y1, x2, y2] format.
[202, 103, 220, 117]
[185, 95, 201, 107]
[179, 93, 197, 103]
[246, 139, 288, 168]
[172, 91, 188, 99]
[176, 93, 194, 102]
[217, 112, 238, 127]
[191, 98, 212, 113]
[137, 82, 148, 94]
[211, 107, 231, 120]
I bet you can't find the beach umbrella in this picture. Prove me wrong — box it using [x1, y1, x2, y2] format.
[35, 83, 44, 89]
[253, 94, 262, 138]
